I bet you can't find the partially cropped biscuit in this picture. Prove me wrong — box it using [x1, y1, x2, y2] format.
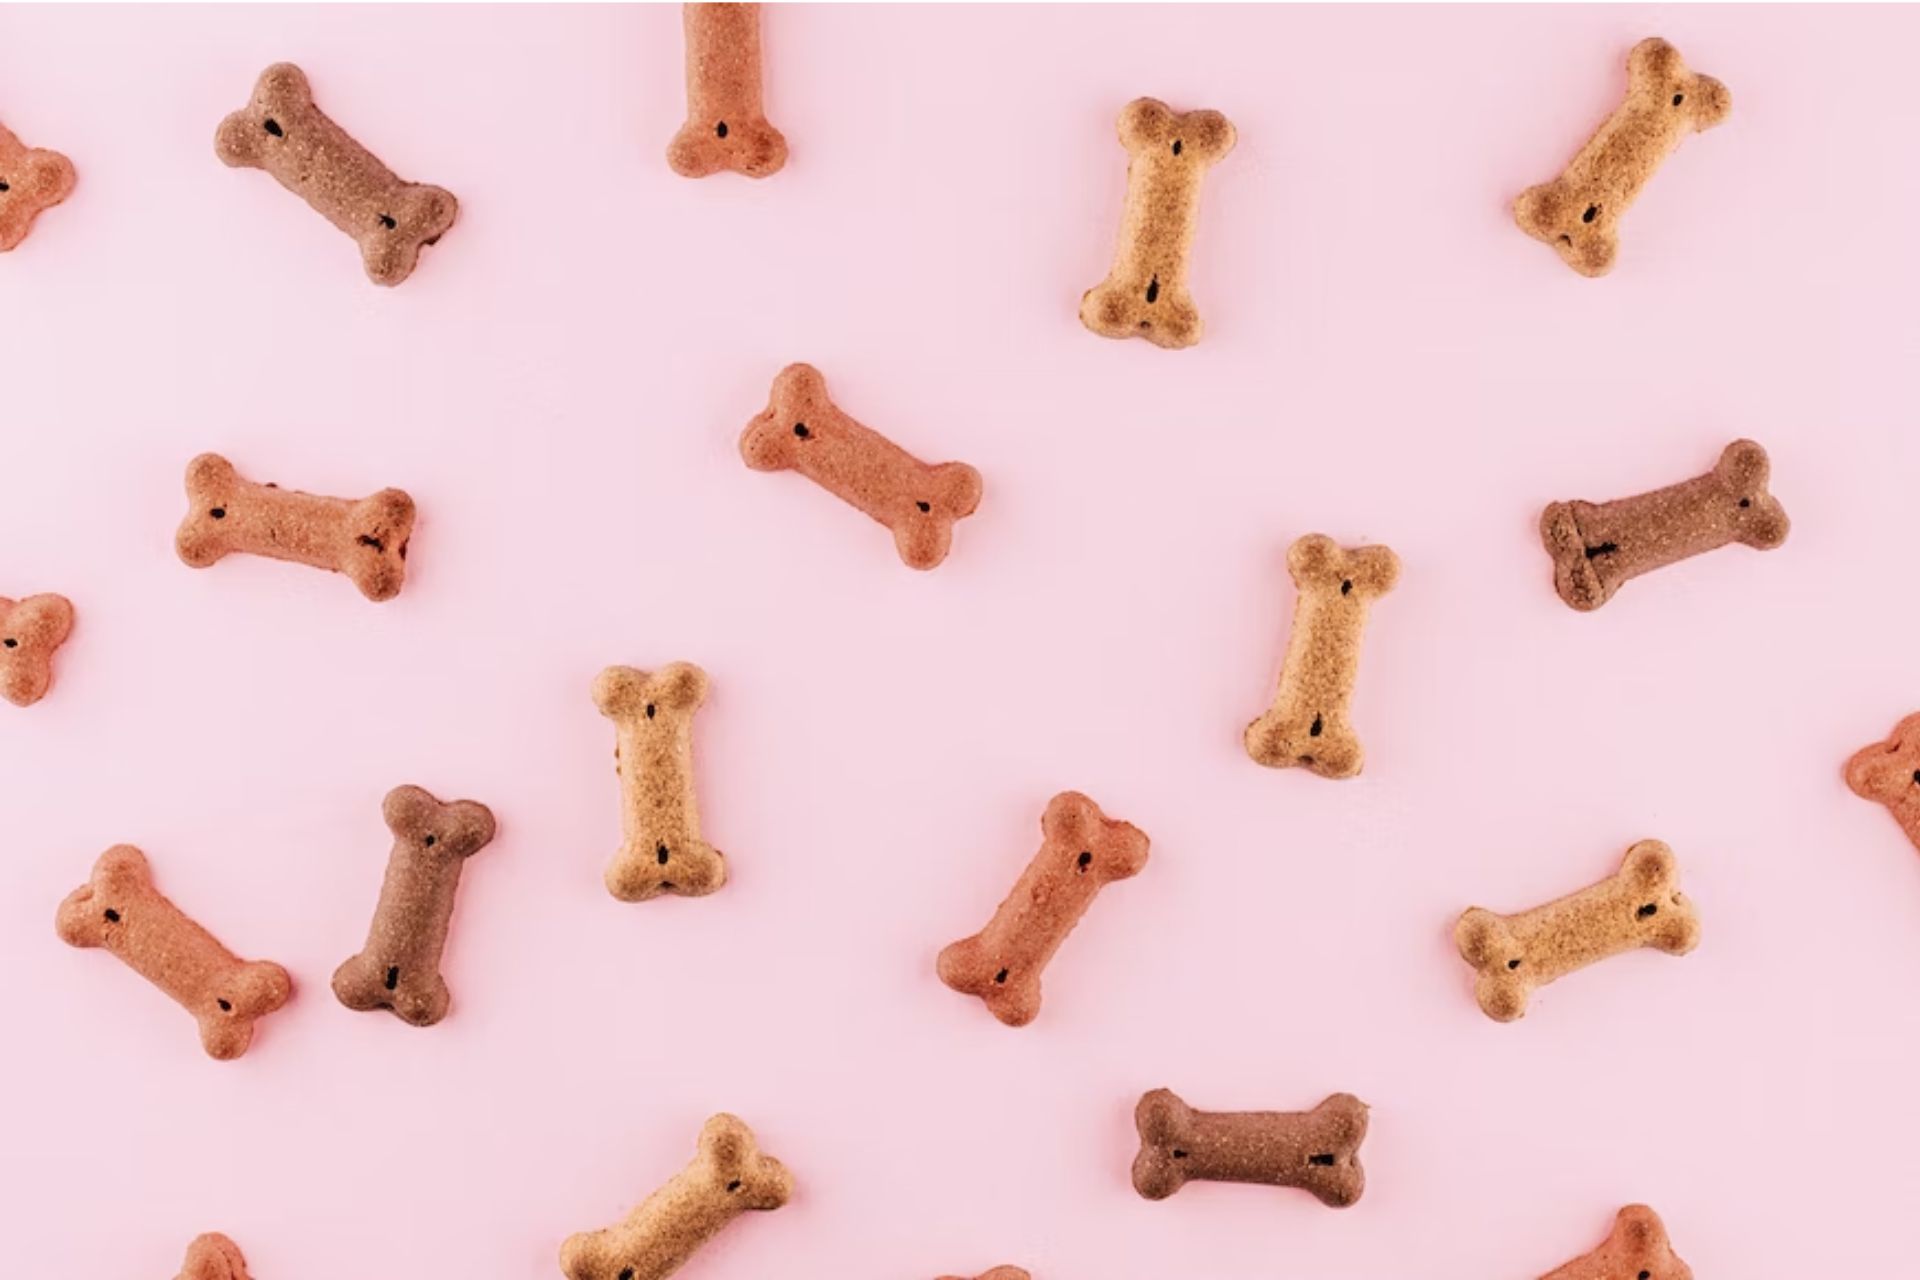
[177, 1233, 251, 1280]
[0, 121, 76, 252]
[1541, 1205, 1693, 1280]
[0, 592, 74, 707]
[669, 4, 787, 178]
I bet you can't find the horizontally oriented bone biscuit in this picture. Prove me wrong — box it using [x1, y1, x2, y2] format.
[333, 785, 496, 1026]
[594, 663, 726, 902]
[1541, 1205, 1693, 1280]
[560, 1113, 792, 1280]
[215, 62, 458, 286]
[741, 363, 983, 570]
[1455, 840, 1700, 1023]
[937, 791, 1149, 1027]
[56, 846, 292, 1060]
[1132, 1089, 1369, 1208]
[1080, 97, 1235, 349]
[1540, 439, 1787, 612]
[1515, 38, 1729, 277]
[177, 1233, 251, 1280]
[174, 453, 416, 602]
[669, 3, 788, 178]
[0, 121, 75, 251]
[1244, 534, 1398, 779]
[1844, 713, 1920, 855]
[0, 592, 74, 707]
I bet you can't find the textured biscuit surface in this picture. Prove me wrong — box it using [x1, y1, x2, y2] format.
[1132, 1089, 1368, 1208]
[0, 121, 75, 251]
[1515, 38, 1729, 276]
[56, 846, 292, 1059]
[1541, 1204, 1693, 1280]
[560, 1113, 792, 1280]
[177, 1233, 251, 1280]
[1845, 713, 1920, 855]
[1245, 534, 1398, 779]
[0, 592, 74, 707]
[741, 363, 983, 570]
[1540, 439, 1786, 611]
[1080, 97, 1235, 348]
[937, 791, 1149, 1027]
[215, 62, 457, 285]
[670, 4, 787, 178]
[1455, 840, 1700, 1022]
[594, 663, 727, 901]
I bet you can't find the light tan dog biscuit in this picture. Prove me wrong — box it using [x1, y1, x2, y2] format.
[0, 592, 74, 707]
[1541, 1205, 1693, 1280]
[1845, 712, 1920, 855]
[594, 663, 726, 902]
[669, 3, 787, 178]
[177, 1233, 251, 1280]
[1132, 1089, 1369, 1208]
[0, 121, 76, 252]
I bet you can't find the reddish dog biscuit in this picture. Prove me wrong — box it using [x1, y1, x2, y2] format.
[333, 785, 496, 1027]
[1845, 713, 1920, 854]
[1540, 439, 1787, 612]
[1244, 534, 1399, 779]
[1515, 38, 1729, 277]
[174, 452, 415, 602]
[55, 846, 292, 1060]
[741, 363, 983, 570]
[0, 121, 75, 251]
[177, 1234, 250, 1280]
[1080, 97, 1235, 349]
[594, 663, 727, 902]
[561, 1113, 792, 1280]
[1541, 1205, 1693, 1280]
[1132, 1089, 1368, 1208]
[669, 3, 788, 179]
[215, 63, 457, 286]
[0, 592, 74, 707]
[937, 791, 1149, 1027]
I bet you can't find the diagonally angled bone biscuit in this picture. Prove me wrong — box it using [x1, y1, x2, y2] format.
[1132, 1088, 1369, 1208]
[594, 663, 727, 902]
[1845, 712, 1920, 856]
[669, 3, 787, 179]
[1541, 1204, 1693, 1280]
[0, 121, 76, 252]
[177, 1233, 251, 1280]
[0, 592, 74, 707]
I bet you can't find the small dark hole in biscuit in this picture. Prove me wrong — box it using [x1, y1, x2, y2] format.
[1309, 714, 1324, 738]
[1341, 579, 1352, 595]
[1, 638, 14, 648]
[1558, 234, 1572, 245]
[620, 1271, 635, 1280]
[0, 180, 9, 193]
[1585, 542, 1618, 559]
[1138, 320, 1150, 328]
[385, 966, 399, 991]
[1145, 276, 1160, 305]
[994, 968, 1009, 984]
[1076, 850, 1092, 872]
[1171, 139, 1182, 156]
[1308, 1153, 1337, 1166]
[793, 422, 810, 439]
[1640, 1272, 1651, 1280]
[917, 501, 931, 513]
[357, 534, 385, 553]
[1507, 959, 1521, 970]
[104, 909, 120, 923]
[1583, 204, 1599, 223]
[1637, 903, 1658, 918]
[210, 507, 226, 520]
[716, 121, 730, 139]
[657, 844, 670, 865]
[398, 539, 408, 561]
[1297, 754, 1314, 765]
[1172, 1149, 1188, 1158]
[1738, 498, 1751, 508]
[1910, 769, 1920, 785]
[264, 118, 283, 137]
[1672, 93, 1684, 106]
[659, 881, 674, 890]
[726, 1179, 742, 1192]
[378, 213, 396, 230]
[423, 834, 436, 847]
[217, 999, 232, 1012]
[645, 703, 656, 719]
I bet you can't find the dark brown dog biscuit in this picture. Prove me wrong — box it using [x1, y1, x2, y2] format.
[1081, 97, 1235, 349]
[215, 63, 457, 286]
[1541, 1205, 1692, 1280]
[333, 785, 496, 1027]
[937, 791, 1149, 1027]
[1515, 38, 1729, 277]
[669, 3, 787, 179]
[0, 121, 75, 252]
[177, 1233, 250, 1280]
[741, 364, 983, 570]
[1132, 1089, 1369, 1208]
[174, 452, 415, 602]
[1540, 439, 1787, 611]
[0, 592, 74, 707]
[560, 1113, 792, 1280]
[594, 663, 726, 902]
[1845, 713, 1920, 854]
[56, 846, 292, 1060]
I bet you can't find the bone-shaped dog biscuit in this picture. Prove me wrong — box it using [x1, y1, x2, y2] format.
[741, 363, 983, 570]
[1515, 38, 1729, 277]
[1541, 1205, 1693, 1280]
[560, 1113, 792, 1280]
[1245, 534, 1398, 779]
[1455, 840, 1700, 1023]
[938, 791, 1149, 1027]
[215, 63, 457, 286]
[0, 121, 75, 251]
[1845, 713, 1920, 856]
[1132, 1088, 1368, 1208]
[333, 784, 496, 1026]
[56, 846, 292, 1060]
[1540, 439, 1787, 612]
[669, 4, 788, 179]
[1, 592, 74, 707]
[177, 1233, 251, 1280]
[174, 452, 416, 602]
[1080, 97, 1235, 349]
[594, 663, 727, 902]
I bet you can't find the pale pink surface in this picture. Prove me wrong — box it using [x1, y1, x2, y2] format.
[2, 4, 1918, 1277]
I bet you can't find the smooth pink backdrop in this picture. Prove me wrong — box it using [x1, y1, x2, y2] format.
[5, 4, 1919, 1277]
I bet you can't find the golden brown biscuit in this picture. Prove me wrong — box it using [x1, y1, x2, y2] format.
[177, 1233, 250, 1280]
[594, 663, 726, 902]
[0, 592, 74, 707]
[1132, 1089, 1368, 1208]
[669, 4, 787, 178]
[1541, 1205, 1693, 1280]
[1846, 712, 1920, 855]
[0, 121, 75, 252]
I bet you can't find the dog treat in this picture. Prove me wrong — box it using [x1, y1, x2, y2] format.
[1132, 1088, 1368, 1208]
[0, 121, 75, 251]
[1244, 534, 1398, 779]
[740, 363, 983, 570]
[1455, 839, 1700, 1023]
[215, 62, 457, 286]
[668, 3, 787, 179]
[937, 791, 1149, 1027]
[560, 1113, 792, 1280]
[594, 663, 726, 902]
[333, 785, 496, 1026]
[174, 452, 415, 602]
[1540, 439, 1787, 612]
[177, 1234, 251, 1280]
[0, 592, 74, 707]
[938, 1271, 1030, 1280]
[1542, 1205, 1693, 1280]
[55, 846, 292, 1060]
[1515, 38, 1729, 277]
[1847, 712, 1920, 854]
[1080, 97, 1235, 349]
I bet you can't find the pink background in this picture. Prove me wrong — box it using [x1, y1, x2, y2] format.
[4, 4, 1919, 1277]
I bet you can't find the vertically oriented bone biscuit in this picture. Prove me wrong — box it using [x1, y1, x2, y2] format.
[333, 785, 496, 1026]
[740, 363, 983, 570]
[215, 62, 458, 285]
[937, 791, 1149, 1027]
[55, 846, 292, 1060]
[174, 453, 416, 601]
[1541, 1205, 1693, 1280]
[1245, 534, 1398, 779]
[0, 592, 74, 707]
[1455, 840, 1700, 1023]
[1080, 97, 1235, 349]
[0, 121, 75, 251]
[177, 1233, 251, 1280]
[1132, 1089, 1369, 1208]
[594, 663, 727, 902]
[1515, 38, 1730, 277]
[1540, 439, 1787, 612]
[1845, 713, 1920, 855]
[560, 1113, 792, 1280]
[669, 3, 788, 178]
